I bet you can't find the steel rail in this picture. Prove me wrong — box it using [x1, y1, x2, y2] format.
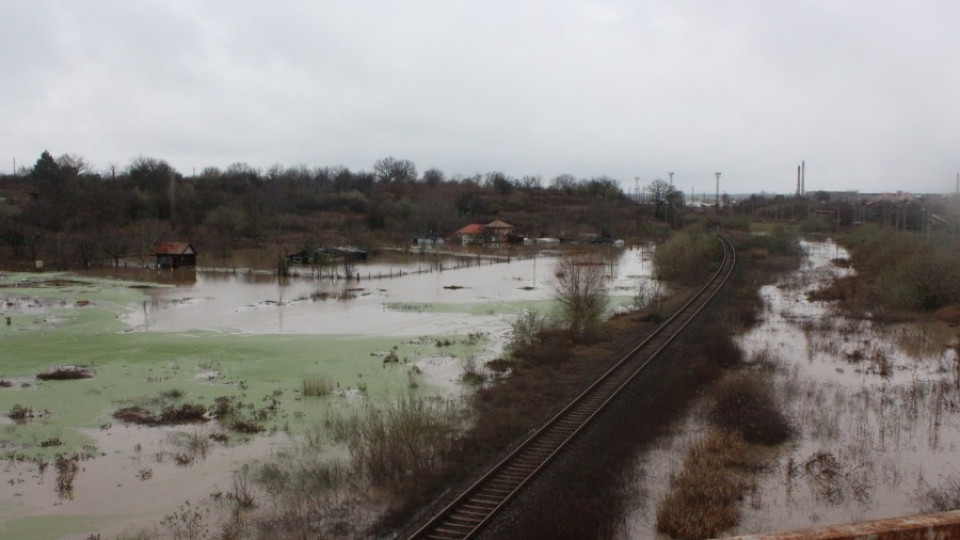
[408, 235, 736, 540]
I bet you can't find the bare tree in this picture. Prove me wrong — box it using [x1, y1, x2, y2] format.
[551, 173, 578, 192]
[373, 157, 417, 184]
[421, 168, 445, 186]
[553, 254, 609, 340]
[646, 179, 671, 220]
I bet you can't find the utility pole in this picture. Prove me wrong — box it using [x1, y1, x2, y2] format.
[714, 172, 721, 211]
[668, 171, 674, 186]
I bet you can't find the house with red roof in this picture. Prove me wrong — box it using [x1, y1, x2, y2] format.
[154, 242, 197, 269]
[451, 220, 515, 245]
[452, 224, 486, 245]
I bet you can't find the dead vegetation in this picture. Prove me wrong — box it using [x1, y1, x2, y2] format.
[655, 370, 791, 539]
[327, 395, 463, 489]
[648, 232, 801, 539]
[113, 403, 208, 426]
[55, 453, 81, 499]
[709, 374, 793, 446]
[301, 376, 334, 397]
[807, 275, 858, 302]
[36, 365, 93, 380]
[656, 431, 759, 539]
[915, 475, 960, 512]
[8, 404, 35, 423]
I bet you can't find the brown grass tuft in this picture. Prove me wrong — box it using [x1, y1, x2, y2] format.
[37, 365, 92, 380]
[656, 431, 752, 539]
[302, 376, 334, 397]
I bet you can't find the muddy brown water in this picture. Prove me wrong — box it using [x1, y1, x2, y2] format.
[618, 240, 960, 538]
[123, 245, 654, 337]
[1, 244, 655, 539]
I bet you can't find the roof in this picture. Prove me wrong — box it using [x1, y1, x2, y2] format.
[485, 220, 513, 229]
[454, 224, 486, 235]
[154, 242, 196, 255]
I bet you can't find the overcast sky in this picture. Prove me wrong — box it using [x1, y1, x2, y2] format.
[4, 1, 960, 195]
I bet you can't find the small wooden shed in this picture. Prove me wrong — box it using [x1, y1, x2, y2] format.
[154, 242, 197, 269]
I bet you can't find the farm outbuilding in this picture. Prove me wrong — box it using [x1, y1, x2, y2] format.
[154, 242, 197, 269]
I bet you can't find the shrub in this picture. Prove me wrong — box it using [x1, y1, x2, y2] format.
[845, 225, 960, 310]
[505, 308, 554, 361]
[709, 374, 792, 446]
[553, 254, 610, 341]
[653, 226, 723, 284]
[741, 227, 802, 257]
[800, 214, 832, 233]
[702, 327, 745, 367]
[327, 395, 461, 489]
[461, 356, 484, 385]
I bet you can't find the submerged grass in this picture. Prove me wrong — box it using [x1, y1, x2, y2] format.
[302, 376, 334, 397]
[656, 431, 754, 539]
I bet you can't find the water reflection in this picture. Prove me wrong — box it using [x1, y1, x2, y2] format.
[619, 240, 960, 538]
[127, 245, 655, 338]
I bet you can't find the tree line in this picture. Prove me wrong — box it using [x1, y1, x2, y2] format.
[0, 152, 646, 269]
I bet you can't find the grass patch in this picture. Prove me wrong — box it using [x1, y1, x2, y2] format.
[302, 376, 334, 397]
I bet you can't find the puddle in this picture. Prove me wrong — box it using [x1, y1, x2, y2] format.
[618, 239, 960, 538]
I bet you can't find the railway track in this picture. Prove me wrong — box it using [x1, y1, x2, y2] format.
[408, 235, 736, 540]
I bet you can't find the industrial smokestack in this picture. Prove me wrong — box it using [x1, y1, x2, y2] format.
[797, 165, 801, 196]
[801, 161, 805, 194]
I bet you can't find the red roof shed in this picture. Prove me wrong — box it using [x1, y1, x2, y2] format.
[154, 242, 197, 269]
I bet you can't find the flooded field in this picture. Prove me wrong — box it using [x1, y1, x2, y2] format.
[619, 240, 960, 538]
[0, 245, 653, 539]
